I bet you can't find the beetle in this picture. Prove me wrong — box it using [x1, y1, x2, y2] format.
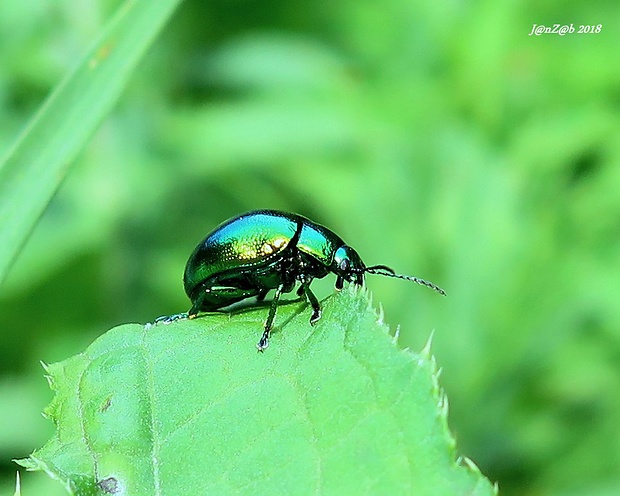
[167, 209, 445, 351]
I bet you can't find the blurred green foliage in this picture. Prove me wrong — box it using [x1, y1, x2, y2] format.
[1, 0, 619, 495]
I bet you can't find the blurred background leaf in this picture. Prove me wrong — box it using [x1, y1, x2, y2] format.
[1, 0, 619, 495]
[0, 0, 182, 286]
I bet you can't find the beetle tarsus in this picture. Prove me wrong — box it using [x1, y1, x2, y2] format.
[300, 281, 322, 325]
[310, 309, 321, 325]
[256, 333, 269, 352]
[187, 305, 200, 319]
[153, 312, 189, 325]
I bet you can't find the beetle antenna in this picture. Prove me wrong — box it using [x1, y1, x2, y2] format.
[365, 265, 446, 296]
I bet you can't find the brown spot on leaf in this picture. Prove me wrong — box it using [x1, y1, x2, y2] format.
[99, 396, 112, 412]
[97, 477, 119, 494]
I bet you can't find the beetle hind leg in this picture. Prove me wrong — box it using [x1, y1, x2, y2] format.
[153, 312, 189, 325]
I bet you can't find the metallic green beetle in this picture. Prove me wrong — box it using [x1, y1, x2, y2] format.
[178, 209, 445, 351]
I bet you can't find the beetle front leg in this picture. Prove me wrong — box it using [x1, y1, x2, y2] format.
[300, 282, 321, 325]
[257, 283, 285, 352]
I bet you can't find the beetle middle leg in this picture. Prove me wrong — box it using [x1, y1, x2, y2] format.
[257, 283, 285, 352]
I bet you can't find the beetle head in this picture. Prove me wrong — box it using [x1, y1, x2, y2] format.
[333, 245, 366, 288]
[333, 245, 447, 296]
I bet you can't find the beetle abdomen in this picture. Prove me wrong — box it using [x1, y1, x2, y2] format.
[183, 211, 298, 297]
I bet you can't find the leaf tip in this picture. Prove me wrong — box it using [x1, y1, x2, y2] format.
[376, 302, 385, 326]
[421, 329, 435, 358]
[460, 455, 496, 487]
[438, 390, 449, 419]
[13, 470, 21, 496]
[391, 324, 400, 345]
[13, 458, 36, 471]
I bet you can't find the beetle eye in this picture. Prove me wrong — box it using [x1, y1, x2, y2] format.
[339, 259, 349, 272]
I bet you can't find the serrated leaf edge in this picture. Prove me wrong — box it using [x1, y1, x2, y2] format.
[362, 286, 494, 489]
[14, 455, 74, 495]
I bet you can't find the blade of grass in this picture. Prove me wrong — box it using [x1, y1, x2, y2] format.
[0, 0, 183, 287]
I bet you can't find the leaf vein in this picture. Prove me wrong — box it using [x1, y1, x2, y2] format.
[140, 334, 162, 496]
[77, 360, 99, 483]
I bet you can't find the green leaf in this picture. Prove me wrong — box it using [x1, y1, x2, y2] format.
[0, 0, 182, 287]
[18, 287, 495, 495]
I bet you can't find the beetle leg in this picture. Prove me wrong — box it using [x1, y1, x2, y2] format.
[188, 298, 205, 319]
[301, 283, 321, 325]
[154, 312, 189, 325]
[189, 285, 260, 318]
[257, 283, 285, 352]
[256, 288, 269, 302]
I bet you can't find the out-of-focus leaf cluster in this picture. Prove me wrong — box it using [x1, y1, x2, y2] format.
[1, 1, 619, 495]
